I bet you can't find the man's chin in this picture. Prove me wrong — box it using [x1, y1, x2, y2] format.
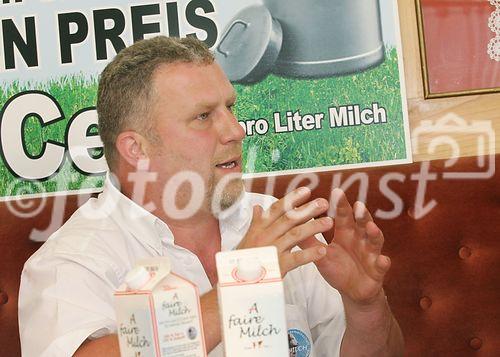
[211, 179, 245, 214]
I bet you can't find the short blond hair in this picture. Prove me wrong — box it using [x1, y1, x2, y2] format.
[97, 36, 214, 171]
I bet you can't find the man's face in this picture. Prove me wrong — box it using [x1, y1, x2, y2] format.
[146, 61, 246, 216]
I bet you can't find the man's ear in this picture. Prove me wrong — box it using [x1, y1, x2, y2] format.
[115, 131, 149, 168]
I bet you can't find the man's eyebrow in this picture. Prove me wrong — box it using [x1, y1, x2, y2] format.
[191, 92, 237, 112]
[193, 101, 217, 111]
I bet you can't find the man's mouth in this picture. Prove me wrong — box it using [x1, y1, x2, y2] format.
[215, 157, 240, 170]
[217, 161, 237, 169]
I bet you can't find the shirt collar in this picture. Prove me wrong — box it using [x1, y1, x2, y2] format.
[98, 174, 173, 254]
[98, 174, 252, 253]
[218, 192, 253, 250]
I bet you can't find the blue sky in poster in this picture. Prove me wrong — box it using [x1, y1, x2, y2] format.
[0, 0, 399, 84]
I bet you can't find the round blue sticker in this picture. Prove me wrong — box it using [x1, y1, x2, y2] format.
[288, 328, 311, 357]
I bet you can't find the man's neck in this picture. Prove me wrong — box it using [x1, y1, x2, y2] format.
[163, 212, 221, 253]
[118, 172, 221, 249]
[165, 213, 222, 286]
[119, 174, 223, 284]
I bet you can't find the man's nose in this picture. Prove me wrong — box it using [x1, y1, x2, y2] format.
[219, 109, 246, 144]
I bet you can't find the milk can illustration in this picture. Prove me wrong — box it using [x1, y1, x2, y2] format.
[216, 0, 385, 83]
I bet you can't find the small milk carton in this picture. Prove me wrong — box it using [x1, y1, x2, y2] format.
[216, 247, 288, 357]
[114, 257, 207, 357]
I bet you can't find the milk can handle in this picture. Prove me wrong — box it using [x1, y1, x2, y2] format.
[216, 20, 249, 57]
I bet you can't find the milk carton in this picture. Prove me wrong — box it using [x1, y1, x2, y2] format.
[114, 257, 207, 357]
[216, 247, 288, 357]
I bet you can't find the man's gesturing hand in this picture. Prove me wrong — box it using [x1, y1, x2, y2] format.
[302, 188, 391, 305]
[237, 187, 332, 276]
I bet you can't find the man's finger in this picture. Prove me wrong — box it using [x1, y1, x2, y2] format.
[246, 205, 265, 234]
[353, 201, 373, 229]
[366, 221, 384, 252]
[331, 188, 355, 229]
[252, 205, 264, 222]
[375, 255, 391, 275]
[297, 235, 327, 251]
[281, 246, 327, 275]
[265, 198, 329, 243]
[275, 217, 332, 252]
[262, 187, 312, 225]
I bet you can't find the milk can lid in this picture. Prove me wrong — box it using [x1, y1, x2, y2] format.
[215, 5, 283, 84]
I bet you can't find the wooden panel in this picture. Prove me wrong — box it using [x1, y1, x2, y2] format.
[398, 0, 500, 161]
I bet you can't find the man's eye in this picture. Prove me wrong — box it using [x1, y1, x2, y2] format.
[227, 104, 235, 113]
[196, 112, 209, 121]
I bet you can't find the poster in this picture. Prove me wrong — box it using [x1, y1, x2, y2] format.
[0, 0, 411, 200]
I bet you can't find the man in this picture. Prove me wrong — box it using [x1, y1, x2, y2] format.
[19, 36, 404, 356]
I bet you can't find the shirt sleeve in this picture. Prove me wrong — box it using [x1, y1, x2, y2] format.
[301, 262, 346, 357]
[19, 243, 120, 357]
[302, 233, 346, 357]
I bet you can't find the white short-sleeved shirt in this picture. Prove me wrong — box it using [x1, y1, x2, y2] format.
[19, 178, 345, 357]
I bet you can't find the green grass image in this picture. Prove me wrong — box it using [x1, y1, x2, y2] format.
[0, 76, 104, 198]
[0, 48, 407, 197]
[235, 47, 407, 173]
